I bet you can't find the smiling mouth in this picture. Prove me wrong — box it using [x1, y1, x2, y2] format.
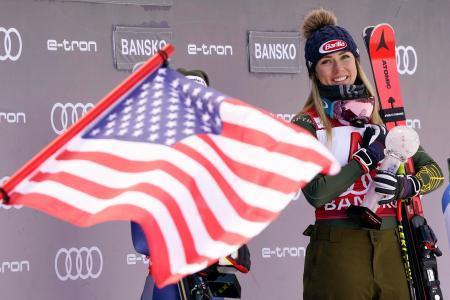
[333, 76, 348, 83]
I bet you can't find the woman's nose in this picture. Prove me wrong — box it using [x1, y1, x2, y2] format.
[333, 60, 344, 72]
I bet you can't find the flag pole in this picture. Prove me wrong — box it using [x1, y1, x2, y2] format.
[1, 44, 175, 201]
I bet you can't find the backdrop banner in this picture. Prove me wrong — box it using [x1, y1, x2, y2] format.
[0, 0, 448, 299]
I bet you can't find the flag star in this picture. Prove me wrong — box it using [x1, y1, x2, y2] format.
[125, 98, 134, 105]
[148, 133, 159, 141]
[215, 96, 225, 102]
[152, 99, 163, 107]
[120, 121, 130, 129]
[152, 91, 163, 98]
[154, 75, 164, 82]
[201, 125, 212, 132]
[167, 112, 178, 120]
[185, 114, 195, 121]
[150, 115, 161, 123]
[107, 113, 117, 121]
[202, 113, 211, 123]
[184, 120, 195, 127]
[182, 83, 191, 93]
[136, 114, 146, 122]
[165, 129, 176, 137]
[192, 87, 201, 97]
[183, 128, 194, 135]
[149, 124, 160, 132]
[118, 128, 128, 136]
[184, 97, 192, 106]
[169, 97, 179, 104]
[137, 106, 146, 113]
[196, 99, 203, 110]
[134, 122, 144, 129]
[133, 129, 143, 137]
[90, 128, 101, 136]
[168, 105, 179, 112]
[104, 128, 115, 136]
[165, 137, 176, 145]
[207, 101, 214, 113]
[203, 92, 213, 100]
[215, 116, 221, 126]
[151, 107, 161, 115]
[139, 90, 149, 98]
[166, 120, 177, 128]
[152, 83, 164, 90]
[170, 90, 179, 97]
[141, 83, 151, 90]
[157, 68, 167, 75]
[106, 121, 116, 128]
[185, 108, 195, 114]
[121, 114, 131, 121]
[123, 106, 133, 114]
[171, 78, 180, 88]
[138, 98, 147, 106]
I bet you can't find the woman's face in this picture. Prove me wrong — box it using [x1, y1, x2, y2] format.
[315, 51, 358, 86]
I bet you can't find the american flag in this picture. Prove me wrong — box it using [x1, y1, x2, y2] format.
[7, 67, 340, 286]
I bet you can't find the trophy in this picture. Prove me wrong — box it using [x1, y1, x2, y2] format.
[347, 126, 420, 229]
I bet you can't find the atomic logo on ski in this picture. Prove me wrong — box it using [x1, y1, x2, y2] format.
[376, 30, 389, 52]
[382, 60, 392, 89]
[388, 97, 396, 105]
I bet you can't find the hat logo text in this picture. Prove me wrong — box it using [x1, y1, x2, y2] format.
[319, 39, 347, 54]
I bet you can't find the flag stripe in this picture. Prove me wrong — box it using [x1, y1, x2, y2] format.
[37, 155, 268, 235]
[31, 170, 207, 264]
[222, 121, 335, 171]
[57, 148, 277, 222]
[9, 191, 185, 285]
[31, 170, 247, 250]
[13, 180, 240, 278]
[174, 142, 284, 219]
[64, 138, 290, 212]
[221, 99, 339, 175]
[199, 134, 305, 193]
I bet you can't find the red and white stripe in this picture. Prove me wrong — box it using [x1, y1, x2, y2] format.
[8, 98, 339, 286]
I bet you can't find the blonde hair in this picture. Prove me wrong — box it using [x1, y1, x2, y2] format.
[300, 60, 384, 139]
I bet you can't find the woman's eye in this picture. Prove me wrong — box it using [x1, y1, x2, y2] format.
[320, 59, 331, 65]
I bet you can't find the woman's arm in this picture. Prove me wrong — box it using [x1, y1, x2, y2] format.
[292, 114, 366, 208]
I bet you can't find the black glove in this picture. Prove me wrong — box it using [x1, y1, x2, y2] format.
[353, 125, 387, 173]
[374, 170, 421, 205]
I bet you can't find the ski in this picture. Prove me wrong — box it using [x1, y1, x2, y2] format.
[364, 23, 443, 300]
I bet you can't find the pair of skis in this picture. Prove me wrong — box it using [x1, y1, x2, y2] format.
[363, 24, 443, 300]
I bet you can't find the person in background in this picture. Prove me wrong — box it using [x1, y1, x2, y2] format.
[130, 66, 251, 300]
[292, 8, 444, 300]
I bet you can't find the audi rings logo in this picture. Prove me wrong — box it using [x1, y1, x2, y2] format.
[55, 246, 103, 281]
[0, 27, 22, 61]
[51, 102, 94, 135]
[396, 45, 417, 75]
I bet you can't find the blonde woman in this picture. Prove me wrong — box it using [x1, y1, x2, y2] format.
[293, 8, 443, 299]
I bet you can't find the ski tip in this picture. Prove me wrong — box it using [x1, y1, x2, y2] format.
[362, 25, 375, 38]
[374, 23, 395, 33]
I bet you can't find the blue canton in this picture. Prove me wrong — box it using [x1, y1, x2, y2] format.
[84, 68, 226, 146]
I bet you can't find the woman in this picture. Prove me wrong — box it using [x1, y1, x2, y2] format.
[293, 8, 444, 300]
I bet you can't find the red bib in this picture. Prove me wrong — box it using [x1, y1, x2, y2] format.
[304, 110, 396, 220]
